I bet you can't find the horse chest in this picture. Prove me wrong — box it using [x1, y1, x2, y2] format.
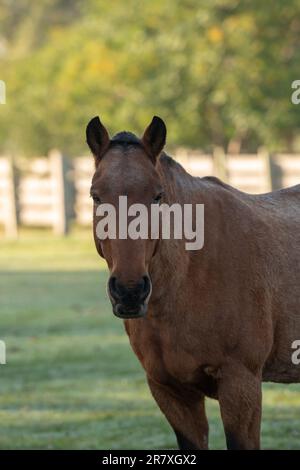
[127, 320, 207, 385]
[161, 346, 201, 383]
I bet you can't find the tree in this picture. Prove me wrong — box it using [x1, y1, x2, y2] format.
[1, 0, 300, 156]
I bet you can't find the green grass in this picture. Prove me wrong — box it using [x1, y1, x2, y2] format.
[0, 229, 299, 449]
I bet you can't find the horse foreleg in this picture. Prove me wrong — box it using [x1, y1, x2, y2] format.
[218, 361, 262, 450]
[147, 377, 209, 450]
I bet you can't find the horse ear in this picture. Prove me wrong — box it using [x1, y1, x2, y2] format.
[142, 116, 166, 162]
[86, 116, 110, 166]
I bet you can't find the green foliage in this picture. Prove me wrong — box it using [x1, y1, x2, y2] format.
[1, 0, 300, 156]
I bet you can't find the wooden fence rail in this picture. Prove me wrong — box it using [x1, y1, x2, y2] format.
[1, 149, 300, 237]
[0, 157, 18, 238]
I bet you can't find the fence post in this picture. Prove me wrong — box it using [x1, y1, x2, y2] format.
[258, 147, 272, 192]
[213, 146, 227, 181]
[1, 157, 18, 238]
[49, 149, 69, 235]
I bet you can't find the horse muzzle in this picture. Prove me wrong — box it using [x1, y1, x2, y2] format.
[112, 302, 148, 319]
[107, 275, 151, 319]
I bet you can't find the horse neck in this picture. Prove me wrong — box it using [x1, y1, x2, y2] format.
[149, 155, 207, 300]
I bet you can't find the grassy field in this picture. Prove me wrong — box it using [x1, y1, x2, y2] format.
[0, 229, 300, 449]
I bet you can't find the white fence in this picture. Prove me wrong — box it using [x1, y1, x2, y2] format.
[73, 157, 93, 226]
[17, 150, 70, 234]
[1, 149, 300, 237]
[0, 157, 18, 237]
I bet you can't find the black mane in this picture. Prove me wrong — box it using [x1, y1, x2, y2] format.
[110, 131, 141, 148]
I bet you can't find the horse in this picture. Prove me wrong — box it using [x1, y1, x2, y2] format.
[86, 115, 300, 450]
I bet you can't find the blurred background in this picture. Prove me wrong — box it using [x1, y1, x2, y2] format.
[0, 0, 300, 449]
[2, 0, 300, 155]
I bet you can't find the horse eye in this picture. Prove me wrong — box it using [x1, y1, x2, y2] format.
[153, 192, 163, 204]
[91, 194, 101, 204]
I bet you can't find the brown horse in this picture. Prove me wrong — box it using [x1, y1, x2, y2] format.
[87, 115, 300, 450]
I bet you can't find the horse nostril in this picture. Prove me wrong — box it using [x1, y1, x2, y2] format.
[140, 275, 151, 301]
[109, 275, 151, 304]
[108, 276, 120, 299]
